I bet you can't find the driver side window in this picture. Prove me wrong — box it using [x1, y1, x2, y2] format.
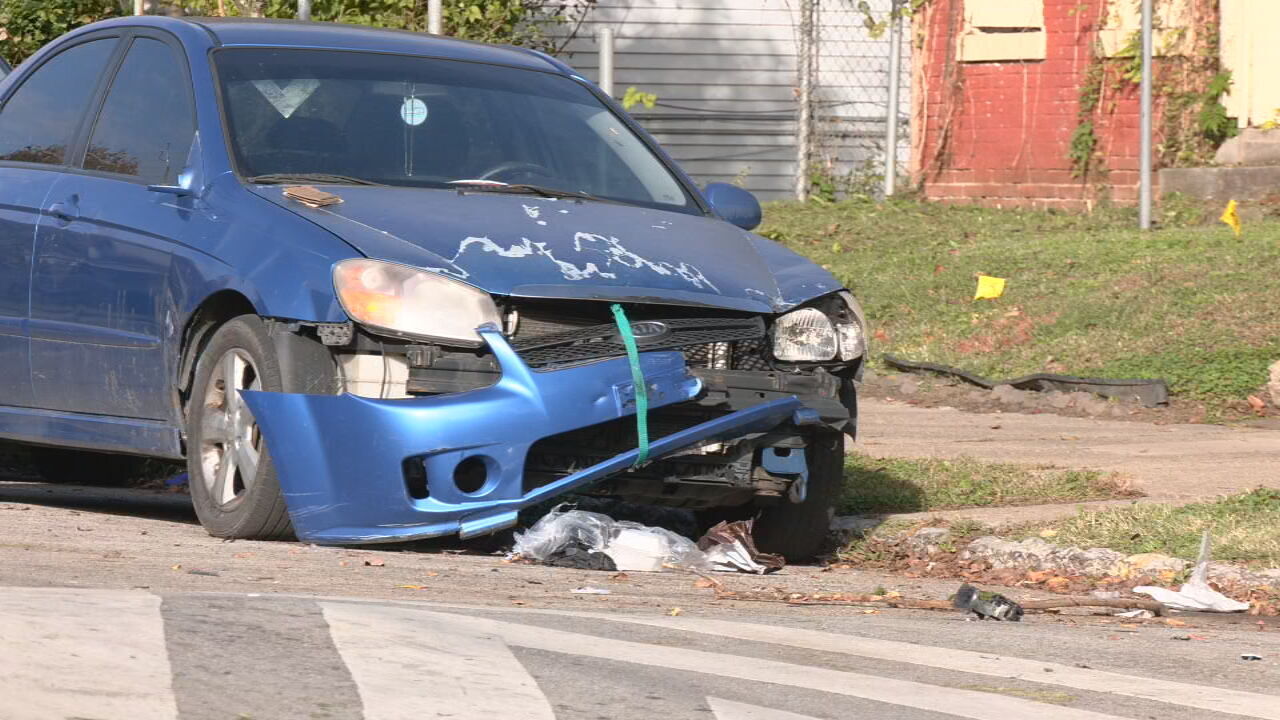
[83, 37, 195, 184]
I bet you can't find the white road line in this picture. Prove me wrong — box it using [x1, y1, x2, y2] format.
[397, 607, 1129, 720]
[707, 697, 826, 720]
[423, 604, 1280, 720]
[0, 587, 178, 720]
[320, 602, 556, 720]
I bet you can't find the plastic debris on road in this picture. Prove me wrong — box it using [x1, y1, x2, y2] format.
[511, 505, 709, 572]
[951, 583, 1023, 621]
[1117, 609, 1155, 619]
[696, 520, 784, 574]
[570, 586, 611, 595]
[511, 505, 785, 573]
[1134, 531, 1250, 613]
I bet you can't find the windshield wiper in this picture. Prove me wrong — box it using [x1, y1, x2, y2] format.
[452, 182, 598, 202]
[247, 172, 382, 186]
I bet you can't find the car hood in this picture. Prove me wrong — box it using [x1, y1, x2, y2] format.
[252, 185, 840, 314]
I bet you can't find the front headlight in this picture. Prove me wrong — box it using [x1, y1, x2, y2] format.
[333, 259, 501, 346]
[836, 291, 867, 361]
[772, 307, 837, 361]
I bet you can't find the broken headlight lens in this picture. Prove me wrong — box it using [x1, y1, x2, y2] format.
[333, 259, 501, 346]
[836, 291, 867, 361]
[771, 307, 837, 362]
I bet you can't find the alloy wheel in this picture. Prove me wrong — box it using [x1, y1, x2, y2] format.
[199, 348, 263, 507]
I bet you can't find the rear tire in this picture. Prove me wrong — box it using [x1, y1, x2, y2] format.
[750, 430, 845, 562]
[28, 447, 148, 486]
[186, 315, 293, 540]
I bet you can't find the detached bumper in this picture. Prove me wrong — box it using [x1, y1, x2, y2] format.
[241, 326, 808, 544]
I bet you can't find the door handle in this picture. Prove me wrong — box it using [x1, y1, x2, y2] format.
[47, 200, 79, 224]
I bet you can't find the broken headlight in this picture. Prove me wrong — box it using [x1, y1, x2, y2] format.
[333, 259, 501, 347]
[835, 291, 867, 361]
[772, 307, 837, 361]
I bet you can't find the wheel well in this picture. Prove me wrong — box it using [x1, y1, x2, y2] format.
[176, 291, 257, 414]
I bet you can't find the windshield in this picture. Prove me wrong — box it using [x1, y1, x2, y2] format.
[213, 48, 694, 212]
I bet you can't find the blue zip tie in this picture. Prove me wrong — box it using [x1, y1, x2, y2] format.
[611, 303, 649, 466]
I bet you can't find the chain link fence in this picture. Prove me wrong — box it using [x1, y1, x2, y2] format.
[796, 0, 908, 201]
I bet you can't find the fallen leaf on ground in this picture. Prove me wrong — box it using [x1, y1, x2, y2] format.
[1164, 618, 1189, 627]
[171, 564, 181, 570]
[1248, 395, 1266, 415]
[669, 607, 683, 616]
[610, 572, 631, 582]
[693, 578, 717, 589]
[425, 571, 439, 577]
[1045, 576, 1071, 590]
[397, 585, 427, 590]
[364, 558, 385, 567]
[233, 552, 253, 559]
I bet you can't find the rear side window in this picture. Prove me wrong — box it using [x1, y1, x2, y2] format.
[84, 37, 194, 183]
[0, 39, 115, 166]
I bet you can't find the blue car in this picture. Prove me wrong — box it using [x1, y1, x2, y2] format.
[0, 17, 865, 558]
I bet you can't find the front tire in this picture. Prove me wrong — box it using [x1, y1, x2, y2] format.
[186, 316, 292, 540]
[750, 430, 845, 561]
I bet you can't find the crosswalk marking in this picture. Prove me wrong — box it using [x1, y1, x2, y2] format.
[549, 610, 1280, 720]
[0, 587, 179, 720]
[321, 601, 557, 720]
[403, 608, 1131, 720]
[707, 697, 826, 720]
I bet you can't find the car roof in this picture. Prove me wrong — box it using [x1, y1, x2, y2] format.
[100, 16, 567, 74]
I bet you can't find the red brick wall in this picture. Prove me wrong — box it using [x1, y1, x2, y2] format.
[912, 0, 1145, 210]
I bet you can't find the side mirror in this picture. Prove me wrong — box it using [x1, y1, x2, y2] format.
[703, 182, 762, 231]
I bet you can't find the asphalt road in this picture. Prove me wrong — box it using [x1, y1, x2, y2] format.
[2, 479, 1279, 720]
[4, 586, 1280, 720]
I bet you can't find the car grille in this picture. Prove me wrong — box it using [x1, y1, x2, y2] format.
[510, 314, 771, 370]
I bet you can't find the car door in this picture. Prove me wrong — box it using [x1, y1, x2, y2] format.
[0, 36, 119, 408]
[30, 33, 195, 420]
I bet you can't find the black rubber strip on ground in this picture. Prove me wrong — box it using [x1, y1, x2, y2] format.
[881, 355, 1170, 408]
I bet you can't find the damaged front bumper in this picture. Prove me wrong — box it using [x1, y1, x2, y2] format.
[242, 325, 817, 544]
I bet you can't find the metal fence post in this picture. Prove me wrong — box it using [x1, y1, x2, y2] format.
[428, 0, 443, 35]
[795, 0, 815, 202]
[598, 28, 615, 97]
[297, 0, 311, 21]
[883, 0, 902, 198]
[1139, 0, 1153, 229]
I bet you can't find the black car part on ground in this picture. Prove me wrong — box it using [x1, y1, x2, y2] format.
[883, 354, 1169, 408]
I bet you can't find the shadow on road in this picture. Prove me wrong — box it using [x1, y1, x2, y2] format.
[0, 481, 198, 524]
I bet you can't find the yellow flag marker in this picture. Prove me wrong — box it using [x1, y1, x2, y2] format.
[974, 275, 1006, 300]
[1221, 199, 1242, 237]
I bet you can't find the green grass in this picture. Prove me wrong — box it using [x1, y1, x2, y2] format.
[1024, 488, 1280, 567]
[761, 197, 1280, 410]
[839, 454, 1137, 514]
